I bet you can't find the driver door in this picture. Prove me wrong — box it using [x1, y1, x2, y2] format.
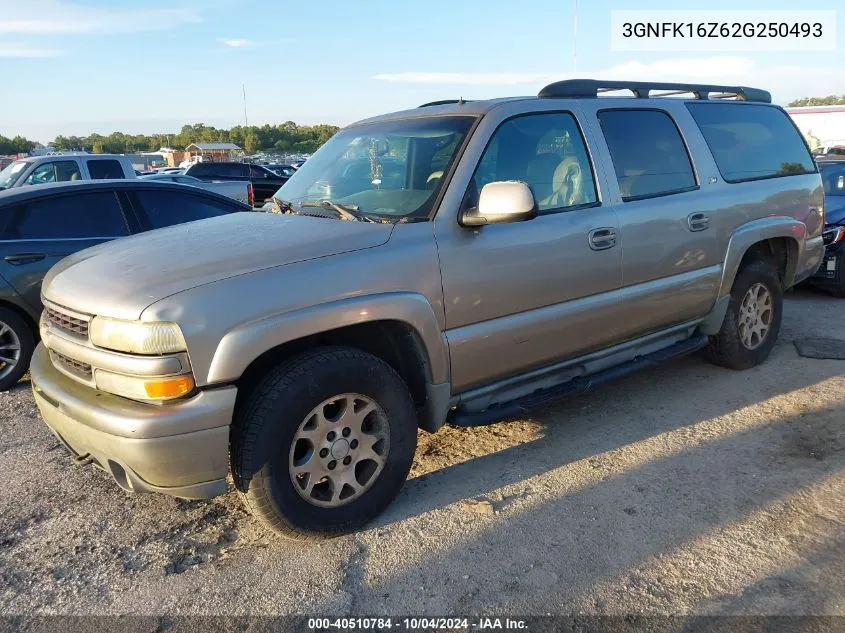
[434, 109, 623, 393]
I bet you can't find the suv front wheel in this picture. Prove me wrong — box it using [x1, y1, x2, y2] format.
[232, 347, 418, 540]
[703, 259, 783, 370]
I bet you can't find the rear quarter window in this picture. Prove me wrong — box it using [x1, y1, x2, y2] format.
[686, 103, 815, 183]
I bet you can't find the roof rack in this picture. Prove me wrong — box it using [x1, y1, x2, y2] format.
[538, 80, 771, 103]
[418, 99, 471, 108]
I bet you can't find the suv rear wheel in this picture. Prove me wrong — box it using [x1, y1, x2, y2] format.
[0, 307, 34, 391]
[703, 259, 783, 370]
[232, 347, 417, 540]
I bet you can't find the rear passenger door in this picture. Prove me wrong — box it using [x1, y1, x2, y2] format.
[582, 105, 721, 335]
[0, 190, 133, 312]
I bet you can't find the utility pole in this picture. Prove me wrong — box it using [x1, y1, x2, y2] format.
[242, 84, 249, 128]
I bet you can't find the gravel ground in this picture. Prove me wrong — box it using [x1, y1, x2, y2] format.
[0, 289, 843, 618]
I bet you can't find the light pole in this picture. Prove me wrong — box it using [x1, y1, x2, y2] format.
[573, 0, 578, 73]
[242, 84, 249, 128]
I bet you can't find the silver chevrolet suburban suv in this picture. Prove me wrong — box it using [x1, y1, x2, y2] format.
[29, 80, 825, 539]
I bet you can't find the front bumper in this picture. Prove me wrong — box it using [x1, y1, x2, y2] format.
[810, 238, 843, 285]
[30, 343, 236, 499]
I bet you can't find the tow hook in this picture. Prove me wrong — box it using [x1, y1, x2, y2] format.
[74, 453, 94, 467]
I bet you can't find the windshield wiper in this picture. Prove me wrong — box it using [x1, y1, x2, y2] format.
[298, 199, 392, 223]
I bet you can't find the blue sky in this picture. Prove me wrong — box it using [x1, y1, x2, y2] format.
[1, 0, 842, 143]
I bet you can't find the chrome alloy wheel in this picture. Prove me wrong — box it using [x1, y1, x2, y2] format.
[288, 393, 390, 508]
[738, 282, 773, 350]
[0, 320, 22, 383]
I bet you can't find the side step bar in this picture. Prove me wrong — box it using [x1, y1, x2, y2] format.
[448, 335, 708, 428]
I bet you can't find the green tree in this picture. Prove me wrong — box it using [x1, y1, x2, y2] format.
[787, 95, 845, 107]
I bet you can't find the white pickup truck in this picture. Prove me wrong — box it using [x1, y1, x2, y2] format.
[140, 173, 254, 206]
[0, 154, 136, 189]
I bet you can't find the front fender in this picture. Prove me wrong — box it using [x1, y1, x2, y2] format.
[718, 216, 805, 299]
[205, 292, 450, 386]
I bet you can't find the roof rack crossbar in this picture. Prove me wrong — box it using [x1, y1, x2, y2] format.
[538, 80, 771, 103]
[418, 99, 471, 108]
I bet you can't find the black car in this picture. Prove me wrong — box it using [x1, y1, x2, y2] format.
[0, 179, 251, 389]
[184, 161, 288, 204]
[809, 160, 845, 296]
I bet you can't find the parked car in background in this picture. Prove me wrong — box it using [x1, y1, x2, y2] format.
[815, 146, 845, 161]
[264, 164, 297, 178]
[141, 173, 254, 206]
[0, 154, 135, 190]
[155, 167, 185, 175]
[0, 180, 252, 389]
[27, 80, 824, 539]
[808, 160, 845, 296]
[184, 161, 288, 204]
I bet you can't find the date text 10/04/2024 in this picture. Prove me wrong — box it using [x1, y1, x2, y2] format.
[307, 617, 528, 630]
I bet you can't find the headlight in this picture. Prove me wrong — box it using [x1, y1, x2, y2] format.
[94, 369, 194, 401]
[89, 317, 187, 354]
[823, 226, 845, 246]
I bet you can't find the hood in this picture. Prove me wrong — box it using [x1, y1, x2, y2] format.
[43, 212, 393, 320]
[825, 196, 845, 225]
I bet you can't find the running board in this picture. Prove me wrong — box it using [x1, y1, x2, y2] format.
[448, 335, 708, 428]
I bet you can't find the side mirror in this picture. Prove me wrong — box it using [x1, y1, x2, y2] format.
[461, 181, 538, 227]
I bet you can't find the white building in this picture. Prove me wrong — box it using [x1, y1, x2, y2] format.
[786, 105, 845, 150]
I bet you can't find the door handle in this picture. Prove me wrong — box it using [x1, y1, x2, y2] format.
[4, 253, 46, 265]
[687, 212, 710, 232]
[588, 227, 617, 251]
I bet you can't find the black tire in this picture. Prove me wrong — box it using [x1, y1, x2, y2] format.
[231, 347, 418, 540]
[0, 307, 34, 391]
[703, 259, 783, 370]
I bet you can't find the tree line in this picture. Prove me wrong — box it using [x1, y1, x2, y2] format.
[2, 122, 340, 157]
[0, 135, 37, 155]
[786, 95, 845, 107]
[53, 122, 339, 155]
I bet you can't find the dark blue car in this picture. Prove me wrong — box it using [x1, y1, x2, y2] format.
[0, 179, 251, 390]
[809, 160, 845, 296]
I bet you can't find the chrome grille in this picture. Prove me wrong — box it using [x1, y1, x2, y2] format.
[45, 306, 89, 338]
[51, 351, 93, 379]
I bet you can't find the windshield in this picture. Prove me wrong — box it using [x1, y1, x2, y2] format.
[0, 161, 27, 189]
[820, 163, 845, 197]
[272, 116, 475, 220]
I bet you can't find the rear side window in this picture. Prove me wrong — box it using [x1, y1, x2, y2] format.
[687, 103, 815, 183]
[87, 159, 125, 179]
[135, 190, 238, 229]
[598, 109, 697, 201]
[249, 165, 273, 179]
[2, 191, 128, 239]
[188, 163, 212, 177]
